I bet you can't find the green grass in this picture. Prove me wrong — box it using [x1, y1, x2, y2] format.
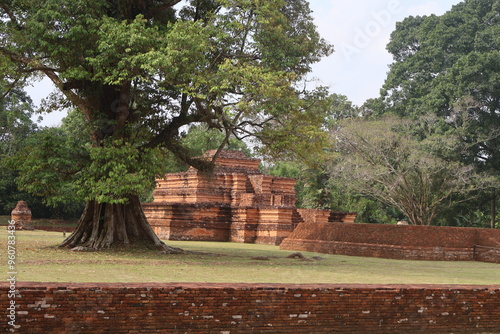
[1, 229, 499, 284]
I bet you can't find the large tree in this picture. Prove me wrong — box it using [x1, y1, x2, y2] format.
[330, 116, 493, 226]
[0, 0, 332, 251]
[374, 0, 500, 175]
[366, 0, 500, 227]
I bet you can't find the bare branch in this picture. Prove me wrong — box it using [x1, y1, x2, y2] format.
[0, 47, 95, 120]
[0, 75, 21, 100]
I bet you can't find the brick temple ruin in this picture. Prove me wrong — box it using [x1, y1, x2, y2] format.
[142, 150, 354, 245]
[10, 200, 33, 230]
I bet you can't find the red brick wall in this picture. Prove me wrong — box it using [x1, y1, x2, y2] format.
[2, 283, 499, 333]
[280, 222, 500, 263]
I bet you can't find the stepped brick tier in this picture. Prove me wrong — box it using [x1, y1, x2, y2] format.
[143, 150, 355, 245]
[280, 222, 500, 263]
[9, 201, 33, 230]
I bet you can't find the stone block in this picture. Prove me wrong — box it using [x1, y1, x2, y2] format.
[297, 209, 331, 224]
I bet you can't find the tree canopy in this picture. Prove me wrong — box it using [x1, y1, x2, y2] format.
[374, 0, 500, 174]
[356, 0, 500, 227]
[330, 116, 493, 226]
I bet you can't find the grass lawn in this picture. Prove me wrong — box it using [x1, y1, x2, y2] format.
[1, 229, 499, 285]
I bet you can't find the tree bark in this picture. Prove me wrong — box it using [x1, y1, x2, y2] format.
[492, 192, 497, 229]
[60, 196, 183, 253]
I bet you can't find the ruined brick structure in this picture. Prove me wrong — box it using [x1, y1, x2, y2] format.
[142, 150, 353, 245]
[280, 222, 500, 263]
[10, 201, 33, 230]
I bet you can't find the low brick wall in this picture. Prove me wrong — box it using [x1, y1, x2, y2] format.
[282, 239, 476, 261]
[2, 282, 499, 333]
[280, 222, 500, 263]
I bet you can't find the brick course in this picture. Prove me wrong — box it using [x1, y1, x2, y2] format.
[2, 282, 500, 333]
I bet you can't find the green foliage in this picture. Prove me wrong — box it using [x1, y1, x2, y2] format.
[258, 90, 355, 170]
[362, 0, 500, 226]
[377, 0, 500, 175]
[77, 141, 165, 204]
[1, 0, 332, 208]
[262, 93, 396, 221]
[436, 189, 499, 229]
[0, 82, 37, 214]
[265, 160, 301, 179]
[265, 161, 330, 209]
[335, 196, 402, 225]
[13, 110, 170, 205]
[330, 116, 495, 226]
[0, 84, 83, 218]
[0, 87, 35, 156]
[13, 126, 87, 206]
[266, 160, 401, 224]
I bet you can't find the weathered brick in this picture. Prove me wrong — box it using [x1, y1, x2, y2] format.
[281, 222, 500, 263]
[1, 282, 499, 333]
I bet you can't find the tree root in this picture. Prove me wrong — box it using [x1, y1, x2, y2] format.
[156, 241, 185, 254]
[60, 197, 185, 254]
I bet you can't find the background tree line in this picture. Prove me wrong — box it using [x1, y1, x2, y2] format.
[270, 0, 500, 228]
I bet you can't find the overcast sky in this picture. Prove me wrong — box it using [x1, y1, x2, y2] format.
[28, 0, 464, 126]
[307, 0, 463, 105]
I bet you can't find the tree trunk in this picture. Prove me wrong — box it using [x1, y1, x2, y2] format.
[492, 192, 497, 229]
[60, 196, 183, 253]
